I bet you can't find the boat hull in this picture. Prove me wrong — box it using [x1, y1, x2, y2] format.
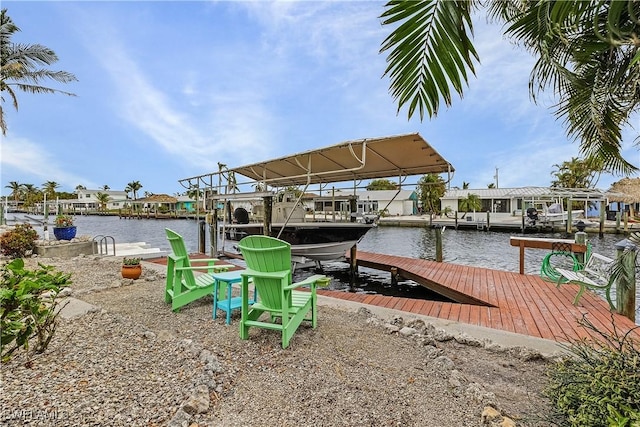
[221, 222, 373, 262]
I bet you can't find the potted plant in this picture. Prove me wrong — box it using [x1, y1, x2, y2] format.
[121, 257, 142, 279]
[53, 214, 77, 240]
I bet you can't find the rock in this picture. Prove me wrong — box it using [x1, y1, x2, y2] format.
[181, 384, 210, 415]
[481, 406, 501, 424]
[501, 416, 517, 427]
[167, 408, 192, 427]
[384, 324, 400, 333]
[388, 315, 403, 326]
[399, 326, 417, 337]
[454, 333, 482, 347]
[429, 355, 454, 372]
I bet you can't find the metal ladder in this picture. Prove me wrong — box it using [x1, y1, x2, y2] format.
[93, 235, 116, 256]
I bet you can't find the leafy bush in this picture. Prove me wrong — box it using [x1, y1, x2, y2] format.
[546, 317, 640, 426]
[0, 258, 72, 361]
[0, 223, 39, 258]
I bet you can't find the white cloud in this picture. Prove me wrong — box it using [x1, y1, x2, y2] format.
[1, 136, 99, 190]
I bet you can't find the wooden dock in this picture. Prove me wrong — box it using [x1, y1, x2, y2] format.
[316, 251, 639, 343]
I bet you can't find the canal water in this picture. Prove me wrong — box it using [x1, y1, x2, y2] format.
[8, 214, 639, 321]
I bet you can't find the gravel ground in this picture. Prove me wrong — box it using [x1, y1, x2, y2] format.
[1, 255, 560, 426]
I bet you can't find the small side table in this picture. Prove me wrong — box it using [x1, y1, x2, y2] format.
[212, 270, 256, 324]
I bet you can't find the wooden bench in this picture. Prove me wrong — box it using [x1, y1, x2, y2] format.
[555, 252, 616, 309]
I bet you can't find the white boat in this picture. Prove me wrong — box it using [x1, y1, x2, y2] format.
[179, 133, 455, 264]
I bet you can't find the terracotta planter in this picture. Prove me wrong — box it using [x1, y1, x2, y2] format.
[53, 226, 77, 240]
[121, 264, 142, 280]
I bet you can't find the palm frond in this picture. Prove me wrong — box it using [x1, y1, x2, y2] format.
[380, 0, 479, 120]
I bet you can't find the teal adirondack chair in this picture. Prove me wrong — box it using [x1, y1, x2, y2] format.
[238, 235, 328, 348]
[165, 228, 230, 312]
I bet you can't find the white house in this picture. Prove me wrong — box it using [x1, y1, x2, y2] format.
[63, 189, 129, 211]
[310, 189, 418, 217]
[440, 187, 608, 220]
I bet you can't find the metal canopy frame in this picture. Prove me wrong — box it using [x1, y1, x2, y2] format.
[178, 133, 454, 193]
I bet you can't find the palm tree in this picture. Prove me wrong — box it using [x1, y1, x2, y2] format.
[380, 1, 639, 174]
[95, 192, 110, 212]
[41, 180, 59, 200]
[101, 185, 110, 191]
[0, 9, 77, 135]
[21, 183, 41, 210]
[125, 181, 142, 200]
[417, 173, 445, 214]
[4, 180, 21, 202]
[458, 193, 481, 219]
[75, 184, 86, 191]
[551, 157, 604, 189]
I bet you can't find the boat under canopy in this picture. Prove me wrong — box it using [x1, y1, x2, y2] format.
[178, 132, 455, 263]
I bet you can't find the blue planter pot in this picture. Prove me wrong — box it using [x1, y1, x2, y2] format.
[53, 226, 77, 240]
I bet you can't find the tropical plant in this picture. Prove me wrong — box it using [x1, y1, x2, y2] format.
[101, 185, 110, 191]
[95, 192, 110, 212]
[53, 214, 73, 228]
[551, 156, 604, 189]
[122, 257, 141, 266]
[416, 173, 445, 214]
[125, 181, 142, 200]
[0, 223, 38, 258]
[366, 179, 398, 190]
[75, 184, 86, 191]
[545, 316, 640, 426]
[4, 180, 22, 202]
[0, 8, 77, 136]
[21, 183, 41, 209]
[0, 258, 71, 361]
[41, 180, 59, 200]
[379, 0, 639, 175]
[458, 193, 481, 219]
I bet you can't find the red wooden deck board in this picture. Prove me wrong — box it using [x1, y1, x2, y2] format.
[492, 270, 516, 333]
[525, 275, 594, 341]
[448, 302, 462, 323]
[494, 270, 529, 335]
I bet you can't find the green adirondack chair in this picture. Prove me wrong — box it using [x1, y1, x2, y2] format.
[238, 235, 328, 348]
[165, 228, 230, 312]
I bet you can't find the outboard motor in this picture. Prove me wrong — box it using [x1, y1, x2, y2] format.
[233, 207, 250, 224]
[526, 207, 539, 226]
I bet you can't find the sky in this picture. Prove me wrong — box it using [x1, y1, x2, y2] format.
[1, 1, 638, 198]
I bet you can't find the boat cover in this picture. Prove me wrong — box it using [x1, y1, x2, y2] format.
[228, 133, 454, 186]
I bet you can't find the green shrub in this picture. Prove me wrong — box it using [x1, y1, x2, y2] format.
[0, 223, 39, 258]
[546, 317, 640, 426]
[0, 258, 72, 361]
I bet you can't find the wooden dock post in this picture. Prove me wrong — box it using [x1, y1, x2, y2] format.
[435, 226, 443, 262]
[599, 200, 605, 238]
[615, 239, 637, 323]
[350, 245, 358, 278]
[486, 211, 490, 231]
[454, 212, 458, 230]
[198, 220, 206, 253]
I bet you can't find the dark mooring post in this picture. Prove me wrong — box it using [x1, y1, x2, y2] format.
[198, 220, 206, 253]
[263, 196, 273, 236]
[208, 211, 217, 257]
[350, 245, 358, 278]
[435, 226, 443, 262]
[615, 239, 637, 323]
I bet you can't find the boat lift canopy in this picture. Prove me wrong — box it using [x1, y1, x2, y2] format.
[179, 133, 454, 192]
